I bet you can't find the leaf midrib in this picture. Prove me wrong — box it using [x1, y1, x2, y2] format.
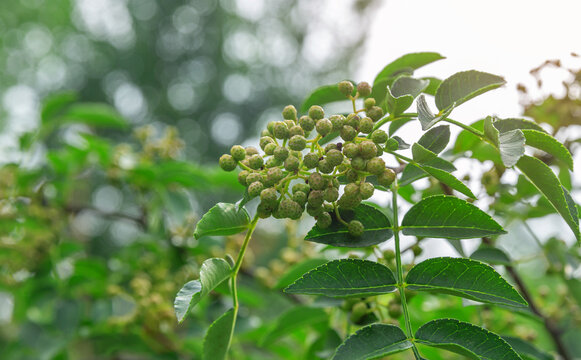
[405, 283, 526, 307]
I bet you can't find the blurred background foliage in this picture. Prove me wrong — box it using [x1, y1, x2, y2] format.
[0, 0, 580, 359]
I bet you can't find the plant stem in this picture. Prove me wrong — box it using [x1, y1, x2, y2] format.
[391, 180, 422, 359]
[442, 117, 485, 137]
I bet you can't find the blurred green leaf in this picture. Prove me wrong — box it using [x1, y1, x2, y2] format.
[194, 203, 250, 239]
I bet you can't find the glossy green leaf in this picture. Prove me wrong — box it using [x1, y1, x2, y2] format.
[470, 247, 511, 265]
[284, 259, 397, 298]
[492, 118, 546, 134]
[194, 203, 250, 239]
[406, 257, 527, 307]
[332, 324, 412, 360]
[202, 309, 235, 360]
[401, 195, 506, 239]
[418, 125, 450, 154]
[61, 103, 129, 129]
[386, 77, 429, 115]
[301, 82, 355, 113]
[174, 258, 232, 323]
[417, 95, 454, 130]
[41, 92, 78, 123]
[411, 143, 456, 171]
[435, 70, 506, 111]
[415, 164, 476, 198]
[521, 129, 574, 169]
[305, 203, 393, 247]
[415, 318, 522, 360]
[262, 306, 328, 344]
[516, 155, 580, 242]
[274, 258, 329, 289]
[502, 336, 552, 360]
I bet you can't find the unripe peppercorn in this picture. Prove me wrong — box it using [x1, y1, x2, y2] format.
[309, 172, 326, 190]
[360, 182, 374, 199]
[288, 135, 307, 151]
[324, 143, 337, 153]
[257, 202, 275, 218]
[340, 125, 357, 141]
[326, 149, 344, 167]
[286, 200, 303, 220]
[359, 117, 374, 134]
[308, 105, 325, 120]
[367, 106, 384, 121]
[344, 183, 360, 197]
[378, 168, 396, 187]
[246, 172, 264, 186]
[308, 190, 324, 208]
[230, 145, 246, 161]
[260, 187, 278, 206]
[264, 142, 277, 155]
[324, 187, 339, 202]
[357, 82, 372, 97]
[284, 156, 300, 172]
[303, 152, 319, 169]
[284, 119, 295, 128]
[248, 181, 264, 198]
[292, 191, 307, 206]
[346, 113, 360, 130]
[351, 156, 367, 171]
[348, 220, 364, 237]
[265, 157, 281, 168]
[282, 105, 297, 120]
[329, 114, 346, 131]
[273, 146, 289, 161]
[412, 244, 423, 256]
[219, 154, 237, 171]
[245, 146, 259, 156]
[338, 80, 354, 97]
[342, 142, 359, 158]
[299, 116, 315, 132]
[338, 192, 362, 209]
[359, 141, 377, 159]
[318, 158, 334, 174]
[366, 157, 386, 175]
[292, 183, 310, 194]
[316, 118, 333, 136]
[306, 204, 323, 216]
[289, 125, 305, 137]
[248, 154, 264, 170]
[345, 169, 359, 182]
[260, 136, 275, 150]
[260, 129, 271, 137]
[364, 98, 376, 110]
[266, 167, 284, 184]
[317, 212, 332, 229]
[371, 130, 388, 144]
[237, 170, 249, 185]
[273, 122, 289, 139]
[267, 121, 277, 134]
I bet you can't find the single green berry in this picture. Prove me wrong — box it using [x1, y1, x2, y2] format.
[282, 105, 297, 120]
[219, 154, 237, 171]
[338, 193, 362, 209]
[308, 190, 324, 207]
[326, 149, 344, 167]
[260, 129, 271, 137]
[293, 183, 311, 194]
[245, 146, 259, 156]
[248, 181, 264, 198]
[364, 98, 376, 110]
[287, 200, 303, 220]
[299, 115, 315, 132]
[342, 142, 359, 158]
[316, 118, 333, 136]
[260, 136, 275, 150]
[266, 121, 276, 135]
[359, 141, 377, 159]
[292, 191, 307, 206]
[246, 172, 264, 186]
[324, 143, 337, 154]
[284, 120, 295, 128]
[308, 105, 325, 120]
[318, 158, 334, 174]
[360, 182, 374, 199]
[345, 169, 359, 182]
[377, 168, 396, 187]
[230, 145, 246, 161]
[366, 157, 385, 175]
[350, 302, 368, 323]
[306, 204, 323, 216]
[303, 152, 320, 169]
[273, 122, 289, 139]
[340, 125, 357, 141]
[266, 167, 284, 185]
[288, 135, 307, 151]
[383, 249, 395, 260]
[260, 187, 278, 206]
[359, 117, 374, 134]
[357, 82, 372, 97]
[289, 125, 305, 137]
[284, 156, 300, 172]
[248, 154, 264, 169]
[324, 187, 339, 202]
[308, 172, 326, 190]
[346, 113, 360, 130]
[237, 170, 249, 185]
[367, 106, 384, 121]
[316, 212, 332, 229]
[257, 202, 275, 218]
[273, 146, 290, 162]
[329, 114, 346, 132]
[344, 183, 360, 197]
[265, 157, 282, 168]
[371, 130, 388, 144]
[351, 156, 367, 171]
[264, 142, 277, 155]
[347, 220, 364, 237]
[338, 80, 354, 97]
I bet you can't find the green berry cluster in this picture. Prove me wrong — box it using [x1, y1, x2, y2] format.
[219, 81, 396, 237]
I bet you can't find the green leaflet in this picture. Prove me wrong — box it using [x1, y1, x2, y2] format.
[516, 155, 580, 242]
[194, 203, 250, 239]
[470, 246, 511, 266]
[435, 70, 506, 111]
[305, 203, 393, 247]
[202, 309, 236, 360]
[300, 82, 356, 113]
[521, 129, 574, 169]
[484, 116, 525, 167]
[284, 259, 397, 298]
[60, 103, 129, 129]
[420, 76, 442, 96]
[406, 257, 527, 307]
[502, 336, 553, 360]
[414, 164, 476, 199]
[274, 258, 329, 289]
[385, 76, 429, 115]
[174, 258, 232, 323]
[417, 95, 455, 130]
[411, 143, 456, 171]
[417, 125, 450, 154]
[401, 195, 506, 239]
[415, 318, 522, 360]
[492, 118, 546, 133]
[262, 306, 328, 344]
[331, 324, 412, 360]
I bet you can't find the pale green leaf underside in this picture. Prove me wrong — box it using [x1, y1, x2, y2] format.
[415, 318, 522, 360]
[417, 95, 454, 130]
[332, 324, 412, 360]
[262, 306, 328, 344]
[203, 309, 236, 360]
[435, 70, 506, 111]
[401, 195, 506, 239]
[406, 257, 527, 307]
[521, 129, 574, 169]
[484, 116, 525, 167]
[174, 258, 232, 323]
[194, 202, 250, 239]
[284, 259, 397, 298]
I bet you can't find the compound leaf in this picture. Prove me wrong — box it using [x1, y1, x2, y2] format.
[284, 259, 397, 298]
[332, 324, 412, 360]
[435, 70, 506, 111]
[194, 203, 250, 239]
